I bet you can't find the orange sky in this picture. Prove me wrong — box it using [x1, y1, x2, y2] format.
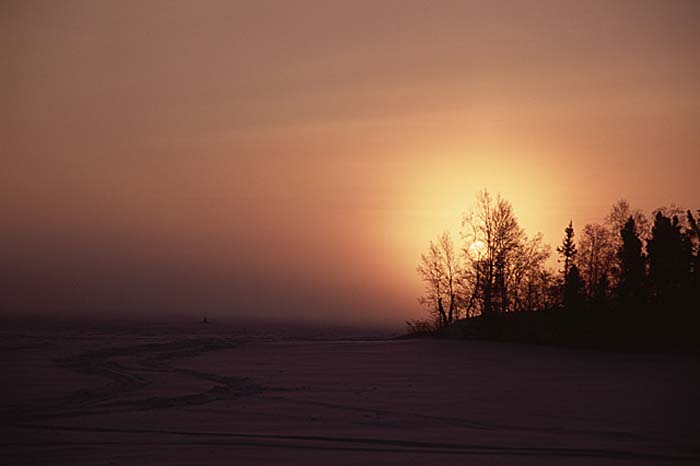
[2, 1, 699, 325]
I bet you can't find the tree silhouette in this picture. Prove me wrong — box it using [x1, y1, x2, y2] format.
[462, 190, 532, 314]
[616, 217, 646, 304]
[606, 200, 649, 290]
[647, 212, 690, 304]
[607, 199, 650, 242]
[687, 210, 700, 293]
[579, 223, 615, 301]
[593, 273, 611, 306]
[417, 238, 448, 326]
[557, 221, 577, 291]
[417, 232, 461, 327]
[508, 233, 552, 311]
[563, 264, 585, 309]
[412, 193, 700, 350]
[439, 232, 460, 323]
[412, 193, 699, 350]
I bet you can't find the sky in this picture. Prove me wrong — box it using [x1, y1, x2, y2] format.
[2, 0, 699, 325]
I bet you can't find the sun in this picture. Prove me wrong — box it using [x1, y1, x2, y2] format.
[468, 240, 486, 257]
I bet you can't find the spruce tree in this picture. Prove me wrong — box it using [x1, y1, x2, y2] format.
[564, 264, 585, 309]
[647, 212, 688, 304]
[557, 221, 578, 287]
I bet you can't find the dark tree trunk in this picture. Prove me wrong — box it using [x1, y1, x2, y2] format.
[437, 297, 447, 326]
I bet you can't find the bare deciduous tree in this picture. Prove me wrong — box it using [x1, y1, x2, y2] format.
[508, 233, 552, 312]
[418, 191, 555, 324]
[462, 190, 538, 314]
[607, 199, 650, 243]
[417, 232, 461, 326]
[579, 223, 615, 300]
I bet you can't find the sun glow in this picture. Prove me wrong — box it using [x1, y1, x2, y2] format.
[468, 240, 486, 257]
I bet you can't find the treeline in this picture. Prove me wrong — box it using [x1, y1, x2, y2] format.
[412, 191, 698, 348]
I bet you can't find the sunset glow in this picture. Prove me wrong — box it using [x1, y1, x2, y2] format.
[468, 241, 486, 258]
[2, 1, 699, 325]
[3, 4, 700, 464]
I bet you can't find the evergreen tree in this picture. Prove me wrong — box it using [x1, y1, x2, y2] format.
[617, 217, 646, 304]
[563, 264, 585, 309]
[557, 221, 578, 289]
[647, 212, 689, 304]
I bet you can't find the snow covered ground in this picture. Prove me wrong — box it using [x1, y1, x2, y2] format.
[2, 322, 698, 465]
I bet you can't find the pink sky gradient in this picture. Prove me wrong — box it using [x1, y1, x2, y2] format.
[2, 0, 699, 324]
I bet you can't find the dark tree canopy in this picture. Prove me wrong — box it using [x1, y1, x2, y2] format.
[578, 223, 614, 301]
[416, 191, 553, 327]
[414, 191, 699, 350]
[687, 210, 700, 290]
[647, 212, 691, 304]
[617, 217, 646, 304]
[563, 264, 585, 309]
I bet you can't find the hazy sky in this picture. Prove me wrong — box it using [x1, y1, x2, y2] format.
[2, 0, 699, 325]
